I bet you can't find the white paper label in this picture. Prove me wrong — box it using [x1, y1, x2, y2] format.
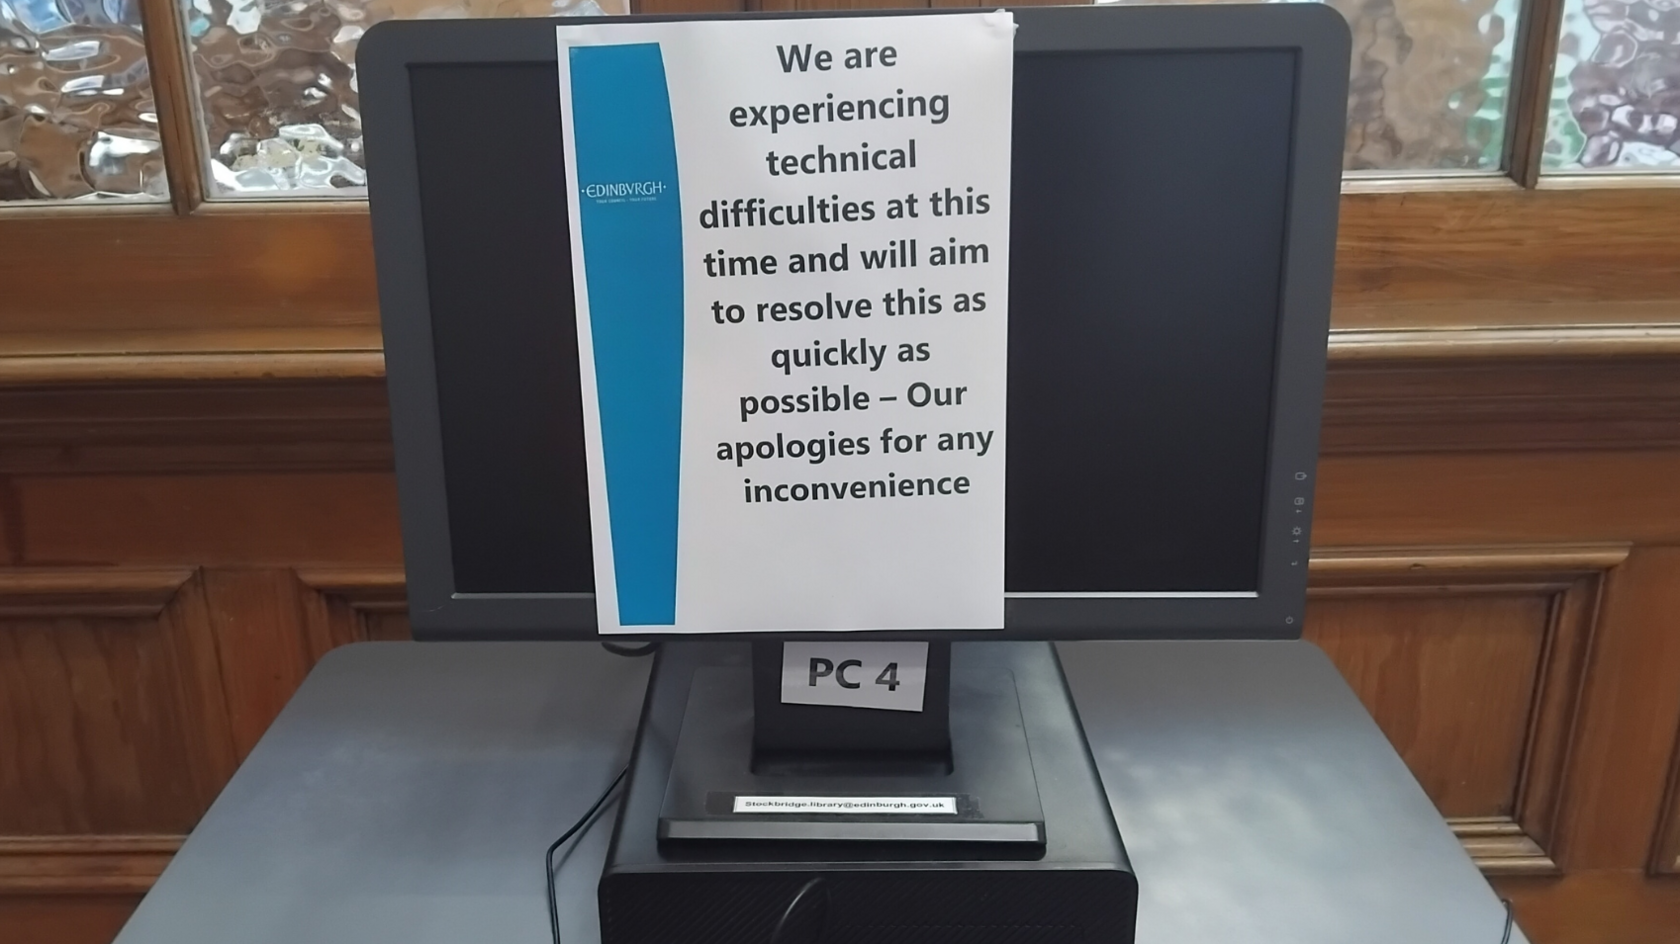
[734, 796, 957, 815]
[555, 13, 1015, 635]
[780, 641, 928, 711]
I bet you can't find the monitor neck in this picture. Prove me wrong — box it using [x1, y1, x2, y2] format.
[750, 641, 953, 775]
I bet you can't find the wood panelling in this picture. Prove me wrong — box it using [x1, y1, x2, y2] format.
[0, 568, 194, 618]
[0, 376, 392, 476]
[1497, 872, 1680, 944]
[0, 348, 1678, 943]
[201, 570, 321, 759]
[1306, 545, 1623, 874]
[8, 191, 1680, 340]
[205, 568, 413, 754]
[0, 209, 378, 335]
[4, 329, 1679, 485]
[0, 564, 414, 869]
[1549, 547, 1680, 872]
[1314, 451, 1680, 547]
[1331, 189, 1680, 305]
[0, 836, 179, 895]
[8, 473, 402, 565]
[0, 895, 143, 944]
[1320, 343, 1680, 454]
[1311, 594, 1550, 817]
[0, 327, 386, 386]
[296, 568, 413, 651]
[0, 568, 235, 837]
[1657, 731, 1680, 874]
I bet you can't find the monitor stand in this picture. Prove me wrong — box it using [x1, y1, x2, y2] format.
[600, 641, 1137, 944]
[657, 642, 1046, 846]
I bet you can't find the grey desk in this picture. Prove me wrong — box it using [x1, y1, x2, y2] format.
[114, 641, 1525, 944]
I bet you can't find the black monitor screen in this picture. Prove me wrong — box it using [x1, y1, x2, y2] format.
[409, 49, 1294, 597]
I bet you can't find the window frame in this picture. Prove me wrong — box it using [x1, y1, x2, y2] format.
[2, 0, 1677, 352]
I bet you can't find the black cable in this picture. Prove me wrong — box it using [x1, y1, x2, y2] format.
[1499, 898, 1514, 944]
[601, 640, 661, 657]
[545, 765, 629, 944]
[553, 643, 651, 938]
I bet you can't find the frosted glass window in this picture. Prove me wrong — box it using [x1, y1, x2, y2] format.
[0, 0, 167, 202]
[1544, 0, 1680, 171]
[180, 0, 626, 200]
[1098, 0, 1523, 173]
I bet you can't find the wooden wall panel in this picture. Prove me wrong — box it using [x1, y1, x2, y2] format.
[1314, 451, 1680, 546]
[1306, 546, 1622, 874]
[0, 569, 232, 837]
[1658, 677, 1680, 874]
[1309, 594, 1549, 818]
[1658, 740, 1680, 874]
[1550, 547, 1680, 872]
[295, 568, 411, 647]
[0, 837, 178, 896]
[0, 568, 223, 925]
[0, 379, 394, 475]
[1496, 873, 1680, 944]
[1319, 349, 1680, 455]
[9, 194, 1680, 339]
[0, 619, 206, 834]
[201, 570, 321, 760]
[9, 474, 401, 566]
[4, 347, 1677, 481]
[0, 895, 143, 944]
[1, 344, 1678, 944]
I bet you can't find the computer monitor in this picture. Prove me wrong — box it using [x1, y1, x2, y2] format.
[364, 11, 1349, 938]
[362, 4, 1346, 642]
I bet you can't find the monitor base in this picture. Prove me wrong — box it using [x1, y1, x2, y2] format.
[656, 662, 1046, 845]
[600, 641, 1138, 944]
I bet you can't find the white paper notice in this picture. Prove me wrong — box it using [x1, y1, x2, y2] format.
[556, 13, 1014, 634]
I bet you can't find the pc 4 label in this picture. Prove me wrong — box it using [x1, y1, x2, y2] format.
[780, 641, 928, 712]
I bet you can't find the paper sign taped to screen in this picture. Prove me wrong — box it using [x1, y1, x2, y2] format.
[555, 13, 1014, 634]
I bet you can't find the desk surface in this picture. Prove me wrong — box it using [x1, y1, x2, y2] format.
[114, 640, 1524, 944]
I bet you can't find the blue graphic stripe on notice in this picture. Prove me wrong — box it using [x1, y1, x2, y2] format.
[570, 43, 682, 626]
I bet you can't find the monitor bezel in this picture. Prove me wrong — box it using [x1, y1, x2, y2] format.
[360, 3, 1349, 641]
